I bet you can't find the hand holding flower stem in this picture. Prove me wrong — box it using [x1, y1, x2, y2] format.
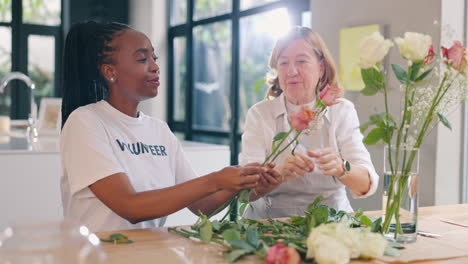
[211, 84, 341, 221]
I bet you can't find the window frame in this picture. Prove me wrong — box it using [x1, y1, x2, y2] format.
[0, 0, 63, 119]
[167, 0, 310, 165]
[462, 3, 468, 203]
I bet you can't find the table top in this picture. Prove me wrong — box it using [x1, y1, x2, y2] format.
[97, 204, 468, 264]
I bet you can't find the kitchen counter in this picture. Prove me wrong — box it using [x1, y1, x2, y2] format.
[0, 134, 230, 229]
[0, 132, 229, 154]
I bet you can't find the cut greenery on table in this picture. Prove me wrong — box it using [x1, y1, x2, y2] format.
[100, 233, 134, 244]
[169, 196, 402, 264]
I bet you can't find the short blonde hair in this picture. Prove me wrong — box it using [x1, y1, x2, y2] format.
[265, 26, 341, 99]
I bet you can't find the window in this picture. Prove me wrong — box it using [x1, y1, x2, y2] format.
[0, 0, 62, 119]
[168, 0, 310, 164]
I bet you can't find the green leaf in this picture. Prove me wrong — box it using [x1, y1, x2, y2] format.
[361, 84, 379, 96]
[366, 113, 396, 144]
[306, 196, 325, 212]
[307, 217, 317, 233]
[392, 64, 407, 84]
[410, 61, 423, 81]
[100, 233, 134, 244]
[361, 112, 395, 134]
[272, 131, 287, 150]
[211, 220, 221, 232]
[355, 208, 363, 218]
[228, 239, 256, 251]
[382, 126, 395, 144]
[273, 132, 287, 142]
[222, 229, 241, 241]
[360, 215, 373, 227]
[437, 112, 452, 130]
[363, 127, 385, 145]
[316, 99, 327, 109]
[370, 217, 383, 233]
[246, 228, 260, 248]
[200, 218, 213, 243]
[370, 112, 395, 126]
[313, 205, 329, 226]
[238, 189, 251, 204]
[238, 202, 249, 217]
[414, 68, 432, 82]
[289, 216, 305, 225]
[224, 249, 251, 263]
[361, 67, 385, 95]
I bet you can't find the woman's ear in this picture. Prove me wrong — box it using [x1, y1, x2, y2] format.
[319, 60, 325, 77]
[100, 64, 117, 83]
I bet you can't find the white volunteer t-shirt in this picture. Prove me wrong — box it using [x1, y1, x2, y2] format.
[60, 100, 198, 232]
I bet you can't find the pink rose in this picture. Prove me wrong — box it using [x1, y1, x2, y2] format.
[441, 41, 467, 72]
[290, 106, 316, 131]
[265, 242, 301, 264]
[319, 84, 340, 106]
[423, 45, 435, 64]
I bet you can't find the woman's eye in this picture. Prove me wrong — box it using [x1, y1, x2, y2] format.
[152, 56, 158, 62]
[279, 62, 288, 66]
[297, 60, 307, 64]
[138, 57, 147, 63]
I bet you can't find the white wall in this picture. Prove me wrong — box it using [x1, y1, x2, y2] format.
[435, 0, 465, 205]
[130, 0, 168, 121]
[311, 0, 440, 210]
[311, 0, 465, 209]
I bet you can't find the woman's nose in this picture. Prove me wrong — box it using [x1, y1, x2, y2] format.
[287, 64, 298, 76]
[150, 60, 160, 73]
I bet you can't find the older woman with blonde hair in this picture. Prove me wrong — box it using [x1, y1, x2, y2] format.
[239, 26, 379, 219]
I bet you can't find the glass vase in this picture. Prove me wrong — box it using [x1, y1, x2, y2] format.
[382, 146, 419, 243]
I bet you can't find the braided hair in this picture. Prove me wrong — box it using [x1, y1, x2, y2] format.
[61, 21, 131, 127]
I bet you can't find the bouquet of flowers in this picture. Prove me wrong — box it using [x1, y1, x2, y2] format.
[358, 31, 468, 238]
[211, 83, 341, 221]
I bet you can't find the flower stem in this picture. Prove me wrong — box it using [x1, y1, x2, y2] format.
[269, 130, 303, 164]
[263, 127, 294, 165]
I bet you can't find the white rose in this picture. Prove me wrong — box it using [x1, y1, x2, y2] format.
[307, 234, 350, 264]
[333, 222, 361, 258]
[359, 32, 394, 69]
[394, 32, 432, 62]
[315, 237, 350, 264]
[359, 230, 388, 258]
[306, 221, 388, 263]
[306, 223, 338, 259]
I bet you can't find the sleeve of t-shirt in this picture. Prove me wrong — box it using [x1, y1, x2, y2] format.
[162, 123, 199, 184]
[61, 108, 125, 196]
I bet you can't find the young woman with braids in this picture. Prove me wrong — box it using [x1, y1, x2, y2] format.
[60, 21, 281, 232]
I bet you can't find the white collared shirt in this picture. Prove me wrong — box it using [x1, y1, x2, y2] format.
[239, 94, 379, 219]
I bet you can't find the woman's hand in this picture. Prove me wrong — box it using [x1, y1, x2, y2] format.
[214, 165, 264, 192]
[251, 162, 283, 198]
[276, 152, 314, 181]
[308, 148, 344, 177]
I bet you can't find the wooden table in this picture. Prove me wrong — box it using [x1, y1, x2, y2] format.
[97, 204, 468, 264]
